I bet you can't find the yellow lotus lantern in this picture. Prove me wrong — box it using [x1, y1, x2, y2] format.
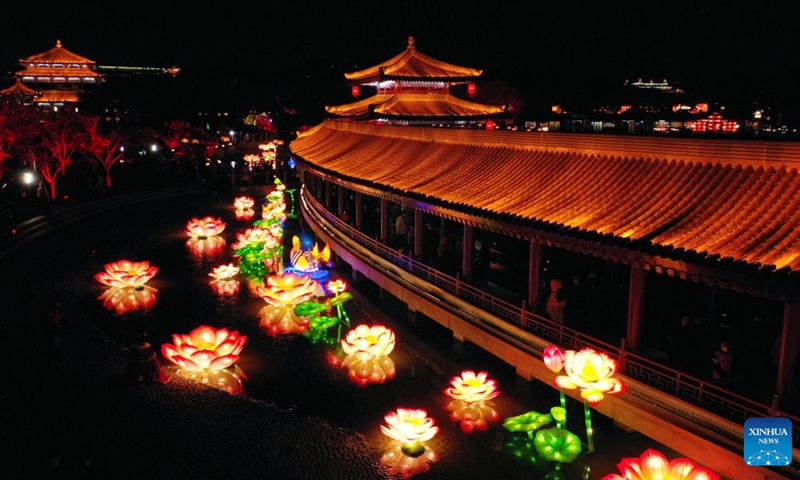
[161, 325, 247, 372]
[256, 273, 319, 335]
[234, 196, 255, 210]
[444, 370, 500, 433]
[341, 324, 396, 387]
[380, 408, 439, 477]
[186, 216, 226, 238]
[98, 285, 158, 314]
[94, 259, 159, 289]
[554, 347, 625, 406]
[600, 449, 720, 480]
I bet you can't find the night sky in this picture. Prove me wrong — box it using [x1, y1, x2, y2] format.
[2, 2, 799, 121]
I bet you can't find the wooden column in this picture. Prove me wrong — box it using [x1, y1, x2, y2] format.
[626, 265, 647, 353]
[324, 180, 332, 209]
[414, 209, 423, 258]
[354, 192, 363, 229]
[462, 224, 473, 280]
[337, 185, 345, 217]
[528, 240, 542, 309]
[775, 298, 800, 411]
[379, 198, 389, 243]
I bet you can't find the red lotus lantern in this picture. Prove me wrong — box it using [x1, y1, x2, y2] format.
[467, 83, 476, 98]
[351, 85, 360, 98]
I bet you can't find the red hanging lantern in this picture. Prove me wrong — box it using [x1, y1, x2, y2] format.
[351, 85, 360, 98]
[485, 120, 495, 131]
[467, 83, 476, 98]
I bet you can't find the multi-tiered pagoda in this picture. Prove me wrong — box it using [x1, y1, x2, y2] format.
[326, 36, 507, 126]
[4, 40, 105, 111]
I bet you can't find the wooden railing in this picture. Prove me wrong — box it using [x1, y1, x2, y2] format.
[303, 187, 800, 447]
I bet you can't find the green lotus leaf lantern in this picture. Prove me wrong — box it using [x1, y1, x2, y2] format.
[534, 427, 582, 464]
[503, 410, 553, 439]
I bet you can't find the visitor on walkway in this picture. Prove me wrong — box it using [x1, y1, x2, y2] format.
[546, 278, 567, 324]
[36, 181, 50, 212]
[711, 341, 735, 389]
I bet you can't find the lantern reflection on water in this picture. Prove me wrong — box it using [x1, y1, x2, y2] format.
[98, 285, 158, 314]
[186, 236, 227, 258]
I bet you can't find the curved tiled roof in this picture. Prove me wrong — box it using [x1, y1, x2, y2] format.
[291, 120, 800, 277]
[0, 78, 39, 96]
[325, 93, 506, 119]
[19, 40, 96, 65]
[344, 36, 482, 83]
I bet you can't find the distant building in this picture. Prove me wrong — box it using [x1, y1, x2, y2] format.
[326, 36, 508, 127]
[4, 40, 105, 111]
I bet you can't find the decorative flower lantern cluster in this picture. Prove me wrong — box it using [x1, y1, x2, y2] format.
[258, 141, 278, 170]
[341, 324, 396, 387]
[232, 226, 282, 279]
[161, 325, 247, 394]
[95, 259, 159, 289]
[380, 408, 439, 477]
[256, 273, 319, 335]
[600, 449, 720, 480]
[209, 263, 240, 296]
[186, 216, 226, 239]
[444, 370, 500, 433]
[261, 179, 287, 225]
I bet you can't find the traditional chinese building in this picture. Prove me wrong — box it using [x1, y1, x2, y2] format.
[6, 40, 105, 111]
[0, 78, 40, 107]
[326, 36, 508, 126]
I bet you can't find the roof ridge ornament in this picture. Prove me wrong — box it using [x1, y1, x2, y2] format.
[408, 36, 415, 49]
[56, 39, 62, 48]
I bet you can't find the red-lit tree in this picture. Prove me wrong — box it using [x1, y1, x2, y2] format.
[85, 116, 128, 189]
[0, 110, 15, 180]
[21, 112, 88, 201]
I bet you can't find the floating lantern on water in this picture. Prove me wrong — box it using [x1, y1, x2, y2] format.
[380, 408, 439, 477]
[234, 196, 255, 211]
[444, 370, 500, 433]
[94, 259, 158, 289]
[283, 233, 331, 284]
[600, 449, 720, 480]
[256, 273, 319, 335]
[186, 216, 226, 238]
[161, 325, 247, 394]
[97, 285, 158, 314]
[341, 324, 396, 387]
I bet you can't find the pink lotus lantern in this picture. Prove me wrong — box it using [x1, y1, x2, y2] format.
[543, 344, 565, 373]
[94, 259, 159, 289]
[380, 408, 439, 477]
[186, 216, 226, 238]
[234, 196, 255, 210]
[256, 273, 319, 335]
[161, 325, 247, 372]
[186, 236, 227, 258]
[231, 227, 275, 251]
[341, 324, 396, 387]
[600, 449, 720, 480]
[444, 370, 500, 433]
[97, 285, 158, 314]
